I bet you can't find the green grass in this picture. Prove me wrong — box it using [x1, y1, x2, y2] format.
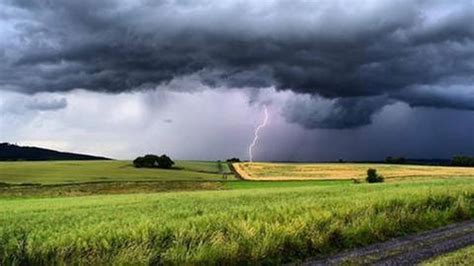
[422, 245, 474, 265]
[0, 181, 227, 198]
[0, 180, 351, 198]
[174, 160, 231, 174]
[0, 160, 233, 184]
[0, 178, 472, 264]
[224, 179, 350, 190]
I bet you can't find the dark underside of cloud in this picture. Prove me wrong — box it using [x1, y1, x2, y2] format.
[1, 0, 473, 128]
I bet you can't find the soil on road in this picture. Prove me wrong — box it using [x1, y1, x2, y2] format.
[301, 220, 474, 265]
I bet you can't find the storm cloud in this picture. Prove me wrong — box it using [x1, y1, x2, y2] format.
[1, 0, 473, 128]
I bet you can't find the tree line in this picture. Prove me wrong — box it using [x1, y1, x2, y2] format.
[451, 155, 474, 167]
[384, 155, 474, 167]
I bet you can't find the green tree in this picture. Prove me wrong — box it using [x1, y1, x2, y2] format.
[133, 154, 174, 169]
[157, 154, 174, 169]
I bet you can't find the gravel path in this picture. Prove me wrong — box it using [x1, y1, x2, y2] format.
[301, 220, 474, 265]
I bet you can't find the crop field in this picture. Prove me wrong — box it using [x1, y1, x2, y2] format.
[234, 162, 474, 181]
[0, 160, 473, 264]
[0, 160, 232, 184]
[0, 178, 472, 264]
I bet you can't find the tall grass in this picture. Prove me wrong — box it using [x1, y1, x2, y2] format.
[0, 179, 472, 264]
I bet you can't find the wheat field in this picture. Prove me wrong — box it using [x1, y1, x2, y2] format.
[233, 162, 474, 181]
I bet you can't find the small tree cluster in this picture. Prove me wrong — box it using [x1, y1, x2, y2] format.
[366, 168, 384, 183]
[226, 157, 241, 163]
[133, 154, 174, 169]
[451, 155, 474, 167]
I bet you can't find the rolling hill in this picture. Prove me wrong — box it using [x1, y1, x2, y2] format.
[0, 143, 111, 161]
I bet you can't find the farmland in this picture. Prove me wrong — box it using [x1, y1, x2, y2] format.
[0, 160, 473, 264]
[0, 160, 232, 184]
[234, 162, 474, 181]
[0, 178, 472, 264]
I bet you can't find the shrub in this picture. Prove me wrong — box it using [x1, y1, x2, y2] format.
[366, 168, 384, 183]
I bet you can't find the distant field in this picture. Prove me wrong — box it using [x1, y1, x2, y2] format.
[0, 160, 233, 184]
[0, 178, 472, 264]
[234, 162, 474, 181]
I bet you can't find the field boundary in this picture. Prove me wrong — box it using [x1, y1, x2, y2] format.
[228, 162, 244, 180]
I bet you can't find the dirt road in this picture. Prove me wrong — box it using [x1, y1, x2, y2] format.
[301, 220, 474, 265]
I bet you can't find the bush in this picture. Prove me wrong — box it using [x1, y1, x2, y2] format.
[366, 168, 384, 183]
[133, 154, 175, 169]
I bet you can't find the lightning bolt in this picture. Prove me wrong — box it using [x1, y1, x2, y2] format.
[248, 105, 269, 162]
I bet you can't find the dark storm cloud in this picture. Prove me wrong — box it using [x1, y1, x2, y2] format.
[1, 0, 473, 128]
[284, 95, 391, 129]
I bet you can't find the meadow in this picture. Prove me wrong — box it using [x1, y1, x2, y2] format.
[234, 162, 474, 181]
[0, 178, 473, 264]
[0, 160, 473, 264]
[0, 160, 232, 184]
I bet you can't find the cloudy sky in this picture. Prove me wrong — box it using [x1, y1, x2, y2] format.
[1, 0, 473, 161]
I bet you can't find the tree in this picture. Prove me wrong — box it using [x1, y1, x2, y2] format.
[133, 154, 174, 169]
[451, 155, 474, 167]
[226, 158, 240, 163]
[133, 156, 146, 168]
[366, 168, 384, 183]
[157, 154, 174, 169]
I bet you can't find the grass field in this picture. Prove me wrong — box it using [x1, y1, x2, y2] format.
[234, 162, 474, 181]
[0, 160, 232, 184]
[0, 161, 473, 264]
[0, 179, 352, 198]
[0, 178, 472, 264]
[422, 244, 474, 265]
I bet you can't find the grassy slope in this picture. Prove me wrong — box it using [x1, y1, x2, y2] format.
[0, 160, 232, 184]
[0, 178, 472, 264]
[422, 245, 474, 265]
[0, 180, 350, 198]
[234, 162, 474, 180]
[0, 181, 227, 198]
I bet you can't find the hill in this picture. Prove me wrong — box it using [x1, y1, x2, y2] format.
[0, 143, 111, 161]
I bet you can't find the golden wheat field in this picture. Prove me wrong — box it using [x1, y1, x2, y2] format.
[233, 162, 474, 181]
